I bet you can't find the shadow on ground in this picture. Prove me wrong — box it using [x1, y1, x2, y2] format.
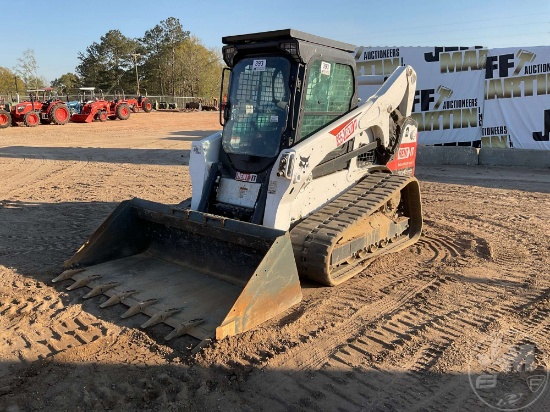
[164, 130, 220, 141]
[416, 165, 550, 193]
[0, 146, 188, 166]
[1, 359, 548, 411]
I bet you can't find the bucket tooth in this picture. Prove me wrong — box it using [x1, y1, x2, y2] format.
[141, 308, 180, 329]
[191, 339, 212, 354]
[52, 268, 85, 283]
[61, 198, 303, 340]
[82, 282, 120, 299]
[164, 319, 204, 340]
[66, 275, 102, 290]
[99, 290, 137, 308]
[120, 299, 157, 319]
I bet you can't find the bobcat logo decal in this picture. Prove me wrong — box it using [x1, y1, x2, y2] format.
[299, 155, 310, 169]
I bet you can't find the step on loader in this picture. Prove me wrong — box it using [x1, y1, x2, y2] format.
[56, 29, 423, 346]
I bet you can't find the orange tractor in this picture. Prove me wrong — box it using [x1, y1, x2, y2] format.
[0, 108, 10, 129]
[71, 88, 131, 123]
[112, 90, 152, 113]
[121, 93, 153, 113]
[2, 88, 70, 128]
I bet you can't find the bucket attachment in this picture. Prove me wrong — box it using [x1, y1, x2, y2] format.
[70, 112, 94, 123]
[56, 199, 302, 342]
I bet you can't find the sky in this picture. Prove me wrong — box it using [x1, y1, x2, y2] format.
[1, 0, 548, 82]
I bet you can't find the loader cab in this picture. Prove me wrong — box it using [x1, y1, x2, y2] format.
[208, 29, 358, 223]
[220, 29, 358, 174]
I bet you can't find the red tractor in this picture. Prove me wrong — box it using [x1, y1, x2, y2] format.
[125, 96, 152, 113]
[113, 91, 152, 113]
[5, 88, 70, 127]
[39, 100, 71, 125]
[0, 108, 11, 129]
[71, 88, 131, 123]
[9, 95, 43, 127]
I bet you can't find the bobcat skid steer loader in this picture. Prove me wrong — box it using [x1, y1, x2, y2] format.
[54, 29, 422, 344]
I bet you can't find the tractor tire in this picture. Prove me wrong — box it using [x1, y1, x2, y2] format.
[116, 103, 131, 120]
[51, 104, 70, 125]
[23, 111, 39, 127]
[130, 105, 138, 113]
[97, 111, 108, 122]
[142, 98, 152, 113]
[0, 109, 11, 129]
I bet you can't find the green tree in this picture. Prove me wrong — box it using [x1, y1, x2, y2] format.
[140, 17, 190, 96]
[175, 37, 223, 98]
[14, 49, 40, 90]
[74, 19, 224, 99]
[0, 67, 25, 94]
[140, 24, 167, 95]
[161, 17, 190, 96]
[77, 30, 139, 93]
[26, 75, 48, 90]
[51, 73, 81, 93]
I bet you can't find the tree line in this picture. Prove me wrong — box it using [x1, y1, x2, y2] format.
[1, 17, 224, 99]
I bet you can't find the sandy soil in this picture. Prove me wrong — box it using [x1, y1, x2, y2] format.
[0, 112, 548, 411]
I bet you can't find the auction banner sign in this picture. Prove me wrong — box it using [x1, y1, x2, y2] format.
[355, 46, 487, 145]
[483, 47, 550, 150]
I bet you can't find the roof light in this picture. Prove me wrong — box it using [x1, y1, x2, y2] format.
[222, 45, 238, 67]
[279, 41, 300, 61]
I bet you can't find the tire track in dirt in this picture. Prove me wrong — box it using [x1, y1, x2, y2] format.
[3, 153, 91, 200]
[0, 154, 56, 197]
[0, 275, 114, 365]
[198, 223, 490, 371]
[229, 215, 548, 411]
[201, 224, 481, 370]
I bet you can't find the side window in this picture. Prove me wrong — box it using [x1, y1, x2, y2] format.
[298, 61, 354, 141]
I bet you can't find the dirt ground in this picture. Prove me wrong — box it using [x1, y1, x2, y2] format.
[0, 112, 548, 411]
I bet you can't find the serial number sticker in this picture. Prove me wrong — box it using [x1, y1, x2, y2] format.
[238, 186, 248, 198]
[252, 59, 266, 71]
[268, 180, 277, 194]
[270, 115, 279, 122]
[321, 61, 331, 76]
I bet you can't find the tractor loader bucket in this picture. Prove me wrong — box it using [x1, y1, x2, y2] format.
[70, 112, 94, 123]
[55, 198, 302, 342]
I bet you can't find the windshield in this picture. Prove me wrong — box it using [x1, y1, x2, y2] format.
[222, 56, 291, 158]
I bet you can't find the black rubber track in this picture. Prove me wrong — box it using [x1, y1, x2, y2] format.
[290, 172, 422, 286]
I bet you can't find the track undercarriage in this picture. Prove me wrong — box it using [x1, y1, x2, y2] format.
[291, 172, 422, 286]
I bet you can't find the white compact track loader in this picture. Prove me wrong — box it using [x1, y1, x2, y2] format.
[55, 29, 422, 345]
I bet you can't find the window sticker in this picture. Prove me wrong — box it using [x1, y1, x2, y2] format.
[268, 180, 277, 194]
[320, 61, 331, 76]
[270, 115, 279, 122]
[252, 59, 266, 71]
